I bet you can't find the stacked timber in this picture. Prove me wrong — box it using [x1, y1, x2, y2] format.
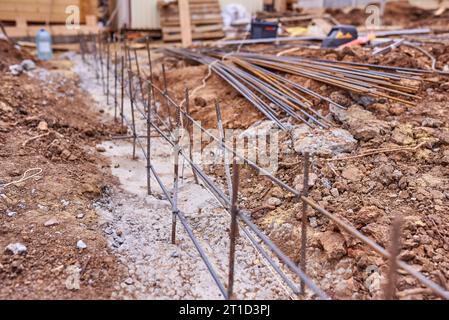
[158, 0, 224, 42]
[0, 0, 99, 38]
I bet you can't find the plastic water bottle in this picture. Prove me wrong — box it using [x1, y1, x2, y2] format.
[36, 29, 53, 60]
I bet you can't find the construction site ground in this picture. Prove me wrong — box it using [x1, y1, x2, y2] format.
[1, 1, 449, 300]
[153, 43, 449, 299]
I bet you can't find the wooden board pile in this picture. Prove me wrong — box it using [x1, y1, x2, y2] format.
[0, 0, 99, 38]
[158, 0, 224, 42]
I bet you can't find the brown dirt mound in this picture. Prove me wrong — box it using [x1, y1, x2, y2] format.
[0, 41, 124, 299]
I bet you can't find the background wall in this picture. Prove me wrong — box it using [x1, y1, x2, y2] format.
[116, 0, 263, 29]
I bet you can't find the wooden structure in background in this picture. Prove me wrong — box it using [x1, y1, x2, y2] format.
[158, 0, 224, 42]
[178, 0, 193, 47]
[274, 0, 288, 12]
[0, 0, 99, 38]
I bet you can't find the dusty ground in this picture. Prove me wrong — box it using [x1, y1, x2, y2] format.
[327, 1, 449, 29]
[1, 1, 448, 300]
[0, 40, 124, 299]
[146, 17, 449, 299]
[72, 51, 294, 300]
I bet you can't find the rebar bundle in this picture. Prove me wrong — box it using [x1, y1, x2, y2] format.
[164, 48, 427, 130]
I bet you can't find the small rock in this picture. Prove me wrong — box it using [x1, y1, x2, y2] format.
[76, 240, 87, 249]
[44, 218, 59, 227]
[373, 163, 395, 185]
[144, 196, 171, 210]
[399, 250, 415, 261]
[124, 277, 134, 285]
[76, 213, 85, 219]
[6, 210, 17, 217]
[365, 271, 382, 294]
[9, 64, 23, 75]
[96, 146, 106, 152]
[349, 93, 376, 107]
[309, 217, 318, 228]
[65, 265, 81, 290]
[422, 117, 443, 128]
[114, 236, 125, 245]
[194, 96, 207, 107]
[341, 166, 362, 182]
[5, 243, 27, 255]
[294, 173, 318, 191]
[37, 121, 48, 131]
[292, 125, 357, 157]
[355, 206, 381, 226]
[389, 103, 406, 116]
[266, 197, 282, 207]
[318, 231, 346, 260]
[0, 101, 13, 113]
[331, 105, 391, 142]
[329, 91, 351, 107]
[430, 190, 444, 200]
[171, 251, 179, 258]
[330, 188, 340, 197]
[334, 278, 355, 299]
[391, 124, 414, 146]
[61, 149, 71, 159]
[20, 59, 36, 71]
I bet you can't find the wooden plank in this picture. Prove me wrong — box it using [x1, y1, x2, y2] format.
[16, 17, 27, 28]
[274, 0, 287, 12]
[161, 7, 221, 15]
[178, 0, 192, 47]
[0, 12, 69, 23]
[163, 30, 224, 41]
[188, 0, 218, 3]
[161, 13, 223, 23]
[163, 23, 222, 34]
[159, 0, 223, 43]
[0, 0, 87, 23]
[85, 14, 97, 27]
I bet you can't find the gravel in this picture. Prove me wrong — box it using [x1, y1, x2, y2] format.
[73, 53, 293, 300]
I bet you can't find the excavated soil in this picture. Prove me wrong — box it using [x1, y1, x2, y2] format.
[0, 41, 124, 299]
[147, 23, 449, 299]
[327, 1, 449, 28]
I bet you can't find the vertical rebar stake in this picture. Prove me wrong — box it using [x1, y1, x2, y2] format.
[133, 49, 145, 109]
[127, 47, 137, 159]
[120, 55, 125, 128]
[92, 34, 99, 81]
[79, 33, 85, 63]
[161, 64, 173, 131]
[215, 99, 232, 197]
[185, 88, 199, 184]
[300, 152, 310, 294]
[147, 81, 152, 195]
[99, 33, 105, 93]
[114, 43, 118, 121]
[106, 39, 110, 105]
[171, 96, 182, 244]
[227, 157, 239, 300]
[385, 216, 403, 300]
[146, 37, 156, 104]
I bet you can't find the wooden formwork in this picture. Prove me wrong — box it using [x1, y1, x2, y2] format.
[158, 0, 224, 42]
